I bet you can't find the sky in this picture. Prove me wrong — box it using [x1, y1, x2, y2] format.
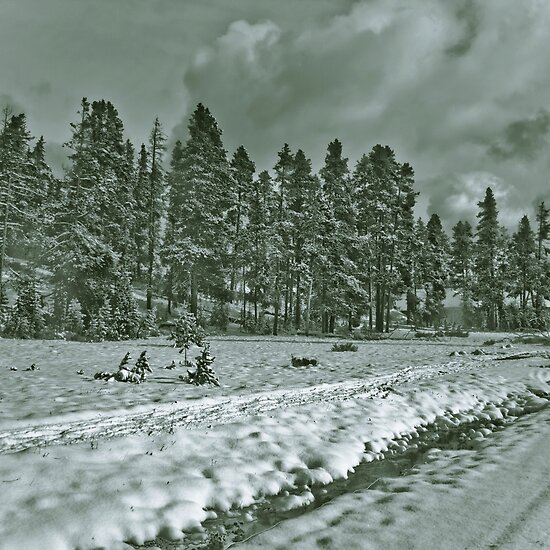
[1, 0, 550, 228]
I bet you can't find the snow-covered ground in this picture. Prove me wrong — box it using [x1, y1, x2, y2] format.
[1, 334, 549, 549]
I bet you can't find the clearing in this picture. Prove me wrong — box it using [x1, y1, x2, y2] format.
[0, 333, 549, 549]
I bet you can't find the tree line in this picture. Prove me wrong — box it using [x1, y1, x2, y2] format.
[0, 100, 549, 340]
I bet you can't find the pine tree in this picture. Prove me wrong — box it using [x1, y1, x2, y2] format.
[406, 218, 428, 325]
[534, 201, 550, 325]
[450, 220, 475, 326]
[146, 117, 166, 310]
[271, 143, 294, 335]
[4, 275, 45, 339]
[423, 213, 450, 327]
[243, 170, 274, 326]
[46, 99, 137, 334]
[474, 187, 507, 330]
[161, 140, 184, 313]
[287, 149, 321, 330]
[508, 215, 537, 326]
[0, 110, 39, 292]
[133, 143, 149, 280]
[318, 139, 361, 333]
[166, 104, 231, 316]
[228, 145, 255, 309]
[169, 310, 206, 365]
[355, 145, 414, 332]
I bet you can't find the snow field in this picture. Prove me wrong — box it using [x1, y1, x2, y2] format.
[1, 349, 549, 549]
[0, 335, 509, 426]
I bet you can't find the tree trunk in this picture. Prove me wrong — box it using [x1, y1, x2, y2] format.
[305, 273, 313, 336]
[385, 292, 391, 333]
[295, 272, 301, 330]
[0, 174, 10, 300]
[190, 273, 198, 316]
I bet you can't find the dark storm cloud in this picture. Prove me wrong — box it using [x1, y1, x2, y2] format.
[445, 0, 480, 57]
[489, 110, 550, 161]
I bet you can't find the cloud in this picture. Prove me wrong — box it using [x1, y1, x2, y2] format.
[0, 94, 25, 116]
[2, 0, 550, 230]
[445, 0, 480, 57]
[488, 110, 550, 161]
[425, 172, 526, 230]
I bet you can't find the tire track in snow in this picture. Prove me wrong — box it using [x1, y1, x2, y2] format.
[0, 360, 485, 454]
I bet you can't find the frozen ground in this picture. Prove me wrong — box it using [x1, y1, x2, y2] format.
[0, 334, 549, 549]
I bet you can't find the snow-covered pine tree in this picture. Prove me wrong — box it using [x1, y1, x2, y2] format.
[185, 344, 219, 386]
[534, 201, 550, 325]
[166, 104, 231, 316]
[145, 117, 166, 311]
[4, 275, 45, 339]
[271, 144, 294, 335]
[66, 298, 84, 335]
[318, 139, 361, 333]
[287, 149, 321, 330]
[161, 140, 185, 314]
[46, 99, 138, 337]
[474, 187, 508, 330]
[355, 145, 407, 332]
[228, 145, 255, 314]
[142, 306, 160, 337]
[169, 310, 205, 365]
[107, 271, 140, 339]
[424, 213, 450, 327]
[133, 143, 150, 280]
[450, 220, 475, 326]
[0, 110, 43, 294]
[133, 350, 152, 381]
[508, 215, 537, 327]
[242, 170, 275, 326]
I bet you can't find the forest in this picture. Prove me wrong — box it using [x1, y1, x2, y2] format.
[0, 99, 549, 341]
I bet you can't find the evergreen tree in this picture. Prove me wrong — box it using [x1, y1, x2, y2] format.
[318, 139, 361, 333]
[450, 220, 475, 326]
[423, 213, 450, 327]
[508, 215, 537, 325]
[534, 201, 550, 324]
[271, 143, 294, 334]
[473, 187, 507, 329]
[46, 99, 137, 333]
[4, 275, 44, 339]
[0, 110, 38, 291]
[167, 104, 231, 316]
[228, 145, 255, 308]
[287, 149, 321, 330]
[161, 140, 184, 314]
[355, 145, 415, 332]
[133, 143, 149, 279]
[145, 117, 166, 310]
[242, 170, 274, 325]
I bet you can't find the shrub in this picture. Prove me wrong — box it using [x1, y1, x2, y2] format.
[444, 330, 469, 338]
[209, 301, 229, 331]
[182, 345, 220, 386]
[168, 311, 205, 365]
[291, 355, 318, 367]
[331, 342, 358, 352]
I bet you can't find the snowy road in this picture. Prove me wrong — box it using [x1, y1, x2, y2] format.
[235, 405, 550, 550]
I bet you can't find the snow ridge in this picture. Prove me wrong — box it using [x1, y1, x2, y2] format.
[0, 360, 481, 454]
